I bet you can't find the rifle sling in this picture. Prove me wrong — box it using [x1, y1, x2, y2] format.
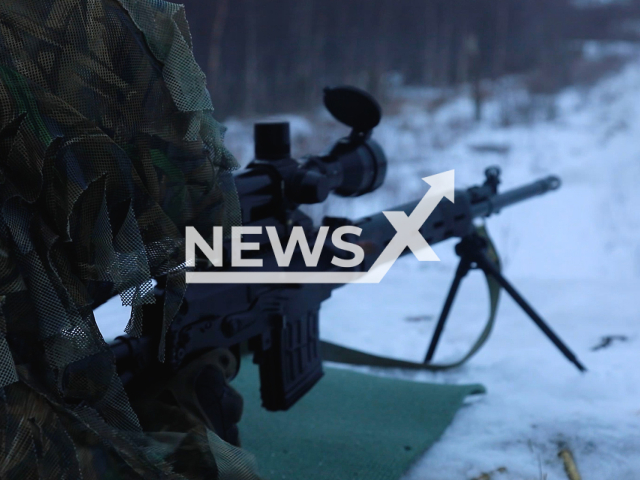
[321, 226, 501, 371]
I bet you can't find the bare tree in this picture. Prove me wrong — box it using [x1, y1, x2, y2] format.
[243, 0, 258, 115]
[422, 0, 439, 85]
[207, 0, 230, 97]
[371, 0, 393, 100]
[492, 0, 510, 79]
[292, 0, 315, 110]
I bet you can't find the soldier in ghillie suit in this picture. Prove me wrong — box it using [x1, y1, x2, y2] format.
[0, 0, 258, 477]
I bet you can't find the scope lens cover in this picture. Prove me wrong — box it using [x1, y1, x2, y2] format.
[323, 86, 382, 133]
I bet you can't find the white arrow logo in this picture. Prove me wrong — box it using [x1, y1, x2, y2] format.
[359, 170, 454, 283]
[186, 170, 454, 284]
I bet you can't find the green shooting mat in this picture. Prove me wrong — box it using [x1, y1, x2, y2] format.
[234, 360, 485, 480]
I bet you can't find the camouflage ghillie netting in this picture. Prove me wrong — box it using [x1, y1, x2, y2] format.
[0, 0, 256, 477]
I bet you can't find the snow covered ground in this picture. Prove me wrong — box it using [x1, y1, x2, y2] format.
[96, 53, 640, 479]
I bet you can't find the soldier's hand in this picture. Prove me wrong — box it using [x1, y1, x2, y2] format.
[128, 348, 244, 447]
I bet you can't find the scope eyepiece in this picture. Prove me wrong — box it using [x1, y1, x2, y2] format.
[254, 122, 291, 160]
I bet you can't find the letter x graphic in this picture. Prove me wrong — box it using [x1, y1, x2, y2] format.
[364, 171, 455, 282]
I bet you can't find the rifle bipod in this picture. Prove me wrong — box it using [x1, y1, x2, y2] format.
[424, 232, 587, 372]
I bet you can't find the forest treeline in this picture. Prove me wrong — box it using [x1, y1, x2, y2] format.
[180, 0, 640, 118]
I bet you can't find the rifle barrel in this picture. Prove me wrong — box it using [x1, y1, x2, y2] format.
[471, 175, 561, 218]
[356, 174, 562, 262]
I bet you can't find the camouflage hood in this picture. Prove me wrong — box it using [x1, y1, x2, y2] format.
[0, 0, 246, 477]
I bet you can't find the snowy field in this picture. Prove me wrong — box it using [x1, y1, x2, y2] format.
[96, 52, 640, 479]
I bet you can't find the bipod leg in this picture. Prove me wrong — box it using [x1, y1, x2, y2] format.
[473, 249, 586, 372]
[424, 253, 473, 363]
